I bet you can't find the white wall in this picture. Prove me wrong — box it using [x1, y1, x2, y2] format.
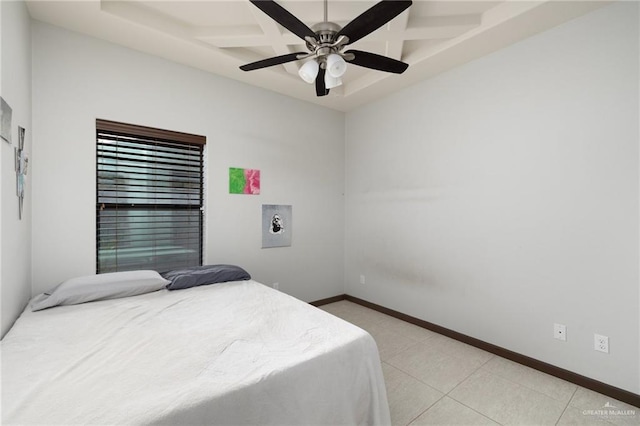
[1, 0, 32, 338]
[31, 22, 344, 303]
[345, 2, 639, 394]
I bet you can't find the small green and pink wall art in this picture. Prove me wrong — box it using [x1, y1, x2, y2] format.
[229, 167, 260, 195]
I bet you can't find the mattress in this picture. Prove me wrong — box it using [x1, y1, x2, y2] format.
[1, 280, 390, 425]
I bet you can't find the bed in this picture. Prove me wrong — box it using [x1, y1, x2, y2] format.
[1, 276, 390, 425]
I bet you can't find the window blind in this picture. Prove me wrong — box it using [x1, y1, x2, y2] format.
[96, 120, 205, 273]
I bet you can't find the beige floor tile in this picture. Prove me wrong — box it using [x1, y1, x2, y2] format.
[317, 301, 346, 313]
[368, 323, 421, 361]
[409, 396, 499, 425]
[387, 341, 483, 393]
[383, 363, 444, 426]
[322, 302, 420, 361]
[318, 300, 369, 316]
[376, 314, 439, 342]
[557, 405, 617, 425]
[482, 356, 577, 404]
[425, 334, 494, 367]
[568, 387, 640, 426]
[320, 301, 388, 330]
[449, 369, 566, 425]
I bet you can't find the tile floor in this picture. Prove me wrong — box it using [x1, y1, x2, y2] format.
[319, 300, 640, 426]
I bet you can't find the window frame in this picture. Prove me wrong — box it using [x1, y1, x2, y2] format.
[96, 119, 206, 274]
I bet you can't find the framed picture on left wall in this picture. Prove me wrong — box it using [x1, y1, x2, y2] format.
[1, 97, 12, 144]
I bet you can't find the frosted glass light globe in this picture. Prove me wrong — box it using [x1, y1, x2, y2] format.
[326, 53, 347, 78]
[298, 60, 319, 84]
[324, 72, 342, 89]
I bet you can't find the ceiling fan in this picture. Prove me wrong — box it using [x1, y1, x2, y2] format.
[239, 0, 413, 97]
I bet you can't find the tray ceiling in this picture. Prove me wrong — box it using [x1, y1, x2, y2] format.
[26, 0, 610, 111]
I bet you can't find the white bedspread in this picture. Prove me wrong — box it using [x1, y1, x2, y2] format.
[1, 280, 390, 425]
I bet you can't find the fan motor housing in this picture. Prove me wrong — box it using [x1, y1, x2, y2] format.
[309, 21, 341, 46]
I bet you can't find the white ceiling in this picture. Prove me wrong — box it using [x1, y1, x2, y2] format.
[26, 0, 610, 112]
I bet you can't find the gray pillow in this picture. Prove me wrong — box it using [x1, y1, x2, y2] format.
[163, 264, 251, 290]
[31, 270, 170, 311]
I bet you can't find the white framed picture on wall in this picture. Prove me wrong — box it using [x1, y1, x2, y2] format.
[262, 204, 292, 248]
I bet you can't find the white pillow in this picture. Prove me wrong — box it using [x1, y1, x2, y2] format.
[31, 270, 170, 311]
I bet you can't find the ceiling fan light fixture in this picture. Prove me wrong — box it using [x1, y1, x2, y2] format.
[326, 53, 347, 78]
[241, 0, 413, 97]
[298, 59, 319, 84]
[324, 72, 342, 89]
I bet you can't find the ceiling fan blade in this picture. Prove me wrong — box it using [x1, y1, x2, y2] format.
[344, 50, 408, 74]
[249, 0, 316, 41]
[316, 68, 330, 97]
[337, 0, 412, 45]
[240, 52, 306, 71]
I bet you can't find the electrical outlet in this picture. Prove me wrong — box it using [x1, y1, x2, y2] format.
[594, 334, 609, 353]
[359, 275, 366, 285]
[554, 324, 567, 341]
[273, 282, 279, 290]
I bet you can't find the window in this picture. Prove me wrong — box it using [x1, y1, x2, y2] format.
[96, 119, 205, 273]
